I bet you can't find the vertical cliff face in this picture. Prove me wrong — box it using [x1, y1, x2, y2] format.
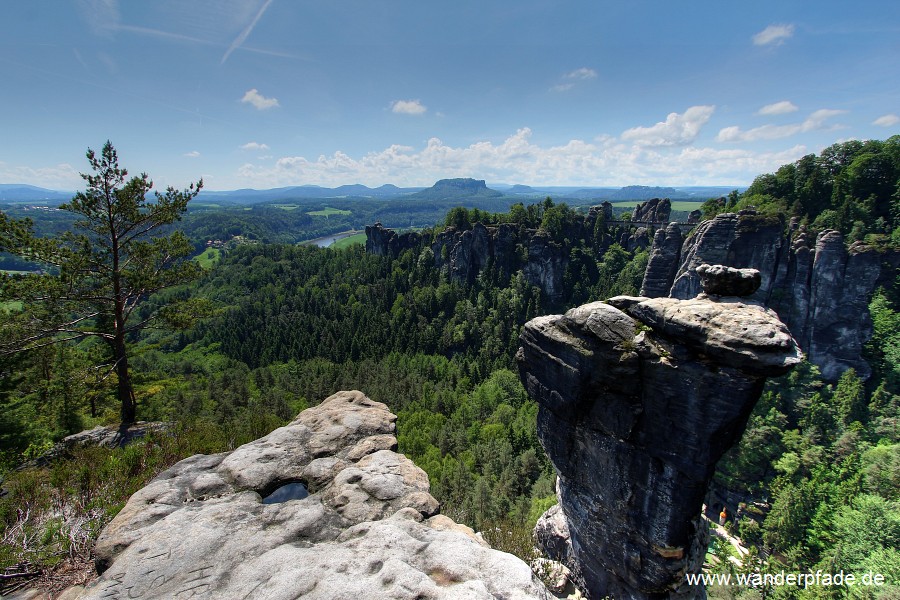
[632, 198, 672, 224]
[669, 212, 785, 302]
[640, 223, 683, 297]
[643, 211, 891, 381]
[365, 223, 422, 257]
[806, 233, 882, 380]
[517, 269, 801, 600]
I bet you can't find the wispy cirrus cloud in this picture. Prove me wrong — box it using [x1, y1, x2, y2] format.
[77, 0, 120, 36]
[564, 67, 597, 80]
[241, 89, 279, 110]
[873, 114, 899, 127]
[758, 101, 798, 116]
[391, 99, 427, 115]
[240, 142, 270, 151]
[550, 67, 597, 92]
[621, 106, 716, 146]
[222, 0, 274, 64]
[183, 150, 201, 158]
[753, 24, 795, 46]
[718, 109, 845, 142]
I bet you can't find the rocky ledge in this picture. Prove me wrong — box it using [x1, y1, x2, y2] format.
[517, 270, 801, 600]
[76, 391, 549, 600]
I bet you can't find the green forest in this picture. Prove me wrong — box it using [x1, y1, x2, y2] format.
[1, 137, 899, 598]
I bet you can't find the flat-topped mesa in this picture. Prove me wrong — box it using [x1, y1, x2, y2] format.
[517, 278, 801, 600]
[78, 391, 550, 600]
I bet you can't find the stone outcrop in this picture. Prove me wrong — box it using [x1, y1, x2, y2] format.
[517, 287, 801, 599]
[365, 222, 422, 258]
[521, 230, 567, 299]
[695, 264, 761, 297]
[632, 198, 671, 224]
[77, 391, 549, 600]
[669, 211, 784, 302]
[640, 223, 682, 297]
[641, 210, 893, 380]
[804, 233, 882, 381]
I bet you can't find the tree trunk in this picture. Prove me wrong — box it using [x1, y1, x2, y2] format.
[114, 336, 136, 424]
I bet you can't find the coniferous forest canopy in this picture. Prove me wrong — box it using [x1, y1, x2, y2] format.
[0, 137, 899, 598]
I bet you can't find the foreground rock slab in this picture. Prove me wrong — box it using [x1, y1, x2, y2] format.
[518, 287, 801, 600]
[78, 391, 549, 600]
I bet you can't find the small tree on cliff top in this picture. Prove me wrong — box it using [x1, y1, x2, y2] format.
[0, 142, 205, 424]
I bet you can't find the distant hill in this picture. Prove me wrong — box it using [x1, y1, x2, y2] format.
[506, 185, 541, 195]
[407, 179, 504, 201]
[200, 184, 423, 204]
[0, 184, 72, 203]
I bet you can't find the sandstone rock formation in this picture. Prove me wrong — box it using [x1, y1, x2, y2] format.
[77, 391, 549, 600]
[517, 282, 801, 599]
[641, 211, 894, 380]
[631, 198, 671, 224]
[365, 222, 422, 258]
[695, 264, 761, 297]
[640, 223, 682, 297]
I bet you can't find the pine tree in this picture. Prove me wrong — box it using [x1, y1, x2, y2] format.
[0, 142, 205, 423]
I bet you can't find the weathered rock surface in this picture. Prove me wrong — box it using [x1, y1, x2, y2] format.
[429, 223, 573, 298]
[517, 291, 801, 600]
[640, 223, 682, 297]
[365, 222, 422, 258]
[632, 198, 671, 224]
[77, 391, 549, 600]
[642, 210, 895, 380]
[695, 264, 761, 297]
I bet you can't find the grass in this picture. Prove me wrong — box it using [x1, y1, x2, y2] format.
[611, 200, 706, 211]
[1, 300, 23, 312]
[192, 248, 222, 269]
[0, 424, 232, 596]
[307, 207, 351, 217]
[330, 233, 367, 249]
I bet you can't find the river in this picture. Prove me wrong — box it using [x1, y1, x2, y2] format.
[302, 230, 361, 248]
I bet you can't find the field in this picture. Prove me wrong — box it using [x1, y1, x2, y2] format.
[330, 233, 367, 249]
[193, 247, 222, 269]
[307, 207, 351, 217]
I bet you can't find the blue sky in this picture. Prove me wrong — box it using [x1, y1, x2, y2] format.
[1, 0, 898, 191]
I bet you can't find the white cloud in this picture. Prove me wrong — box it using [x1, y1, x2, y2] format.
[0, 162, 81, 190]
[240, 142, 270, 151]
[233, 126, 805, 188]
[717, 109, 845, 142]
[550, 83, 575, 93]
[391, 99, 427, 115]
[620, 106, 716, 147]
[758, 101, 798, 116]
[183, 150, 201, 158]
[873, 114, 900, 127]
[753, 24, 795, 46]
[241, 88, 279, 110]
[564, 67, 597, 80]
